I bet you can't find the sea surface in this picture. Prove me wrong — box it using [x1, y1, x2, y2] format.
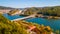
[3, 14, 60, 31]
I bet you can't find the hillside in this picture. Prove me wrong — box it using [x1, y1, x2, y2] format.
[22, 6, 60, 16]
[8, 9, 21, 15]
[0, 14, 29, 34]
[0, 14, 57, 34]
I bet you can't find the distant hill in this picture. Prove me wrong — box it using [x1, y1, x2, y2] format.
[0, 6, 25, 10]
[0, 6, 15, 9]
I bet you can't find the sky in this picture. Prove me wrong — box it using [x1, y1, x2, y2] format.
[0, 0, 60, 8]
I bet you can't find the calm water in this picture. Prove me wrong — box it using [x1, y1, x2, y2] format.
[26, 18, 60, 30]
[3, 14, 60, 30]
[3, 14, 24, 20]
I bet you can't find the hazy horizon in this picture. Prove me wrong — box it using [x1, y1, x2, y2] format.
[0, 0, 60, 8]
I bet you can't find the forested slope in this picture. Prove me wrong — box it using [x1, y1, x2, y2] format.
[23, 6, 60, 16]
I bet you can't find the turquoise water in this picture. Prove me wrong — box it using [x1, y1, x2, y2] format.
[3, 14, 24, 20]
[3, 14, 60, 30]
[26, 18, 60, 30]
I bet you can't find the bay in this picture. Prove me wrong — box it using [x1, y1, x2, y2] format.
[3, 14, 60, 30]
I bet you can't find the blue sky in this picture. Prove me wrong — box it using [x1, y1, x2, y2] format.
[0, 0, 60, 8]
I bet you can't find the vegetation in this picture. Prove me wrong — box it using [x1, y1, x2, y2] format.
[0, 14, 29, 34]
[0, 13, 57, 34]
[23, 6, 60, 17]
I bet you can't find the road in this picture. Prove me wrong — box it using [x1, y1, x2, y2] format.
[11, 14, 36, 21]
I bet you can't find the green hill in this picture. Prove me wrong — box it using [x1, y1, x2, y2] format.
[23, 6, 60, 16]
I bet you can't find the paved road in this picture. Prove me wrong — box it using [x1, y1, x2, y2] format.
[11, 14, 36, 21]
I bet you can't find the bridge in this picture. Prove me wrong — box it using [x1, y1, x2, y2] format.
[11, 14, 36, 21]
